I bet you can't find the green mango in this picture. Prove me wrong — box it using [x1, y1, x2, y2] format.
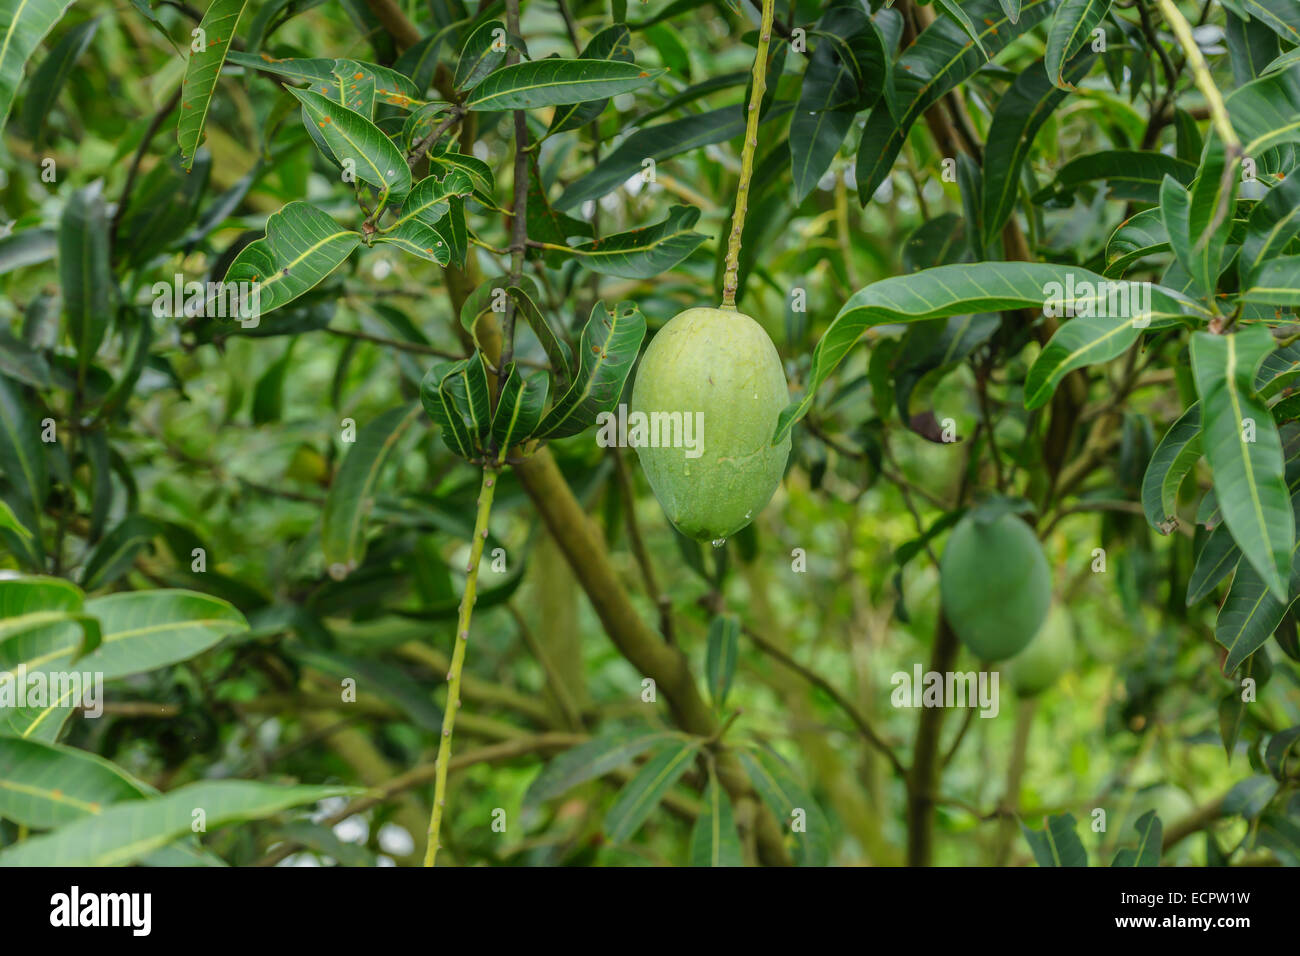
[630, 307, 790, 542]
[1006, 605, 1074, 696]
[940, 511, 1051, 661]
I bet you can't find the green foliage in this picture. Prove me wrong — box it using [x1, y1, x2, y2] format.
[1, 0, 1298, 870]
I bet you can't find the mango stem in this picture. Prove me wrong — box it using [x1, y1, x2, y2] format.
[720, 0, 775, 310]
[424, 466, 498, 866]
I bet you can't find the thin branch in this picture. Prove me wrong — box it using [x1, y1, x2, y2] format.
[740, 623, 907, 778]
[611, 447, 675, 644]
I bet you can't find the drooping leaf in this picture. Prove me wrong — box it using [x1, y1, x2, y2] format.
[1191, 326, 1294, 603]
[1021, 812, 1089, 866]
[523, 730, 679, 808]
[0, 375, 47, 564]
[58, 183, 111, 377]
[688, 772, 743, 866]
[983, 54, 1095, 246]
[1188, 522, 1241, 605]
[320, 402, 422, 579]
[491, 363, 548, 452]
[288, 87, 412, 200]
[19, 15, 98, 142]
[177, 0, 249, 169]
[604, 738, 701, 843]
[467, 58, 663, 111]
[1111, 810, 1163, 867]
[79, 513, 165, 592]
[737, 746, 831, 866]
[0, 0, 76, 132]
[859, 0, 1054, 202]
[1045, 0, 1110, 89]
[1141, 403, 1202, 533]
[791, 3, 886, 202]
[535, 301, 646, 439]
[705, 613, 739, 709]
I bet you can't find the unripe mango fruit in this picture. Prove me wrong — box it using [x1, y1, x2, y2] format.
[630, 307, 790, 542]
[1006, 605, 1074, 696]
[940, 511, 1050, 661]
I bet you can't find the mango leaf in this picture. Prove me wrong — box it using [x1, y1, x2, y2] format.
[933, 0, 989, 57]
[78, 513, 166, 592]
[688, 773, 743, 866]
[1106, 208, 1169, 277]
[1036, 150, 1198, 205]
[1238, 0, 1300, 48]
[0, 589, 247, 742]
[1239, 256, 1300, 308]
[791, 3, 886, 202]
[492, 363, 548, 451]
[467, 58, 663, 111]
[1021, 812, 1089, 866]
[1141, 403, 1202, 533]
[58, 183, 111, 377]
[0, 780, 351, 866]
[453, 18, 507, 91]
[0, 0, 75, 132]
[549, 23, 633, 133]
[1111, 810, 1163, 867]
[1192, 326, 1294, 602]
[374, 169, 473, 263]
[1215, 535, 1300, 675]
[1227, 62, 1300, 158]
[1045, 0, 1110, 89]
[1223, 774, 1279, 819]
[560, 205, 707, 278]
[1188, 522, 1241, 605]
[1024, 283, 1196, 410]
[557, 102, 792, 211]
[176, 0, 249, 169]
[223, 202, 360, 317]
[288, 88, 411, 200]
[859, 0, 1054, 201]
[604, 738, 702, 843]
[226, 51, 420, 109]
[535, 301, 646, 440]
[1264, 725, 1300, 779]
[0, 576, 82, 647]
[705, 613, 739, 709]
[0, 737, 150, 828]
[775, 262, 1201, 442]
[738, 746, 831, 866]
[0, 375, 47, 564]
[1239, 177, 1300, 287]
[983, 54, 1095, 246]
[428, 147, 495, 199]
[523, 730, 679, 808]
[19, 15, 98, 142]
[506, 285, 572, 387]
[320, 402, 422, 579]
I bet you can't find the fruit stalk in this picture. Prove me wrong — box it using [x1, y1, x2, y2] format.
[424, 466, 499, 866]
[720, 0, 775, 310]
